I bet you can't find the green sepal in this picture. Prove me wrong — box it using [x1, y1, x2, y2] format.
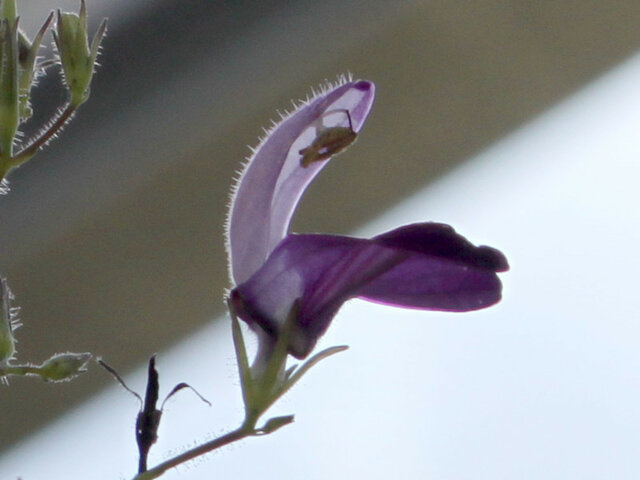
[257, 300, 298, 398]
[229, 295, 348, 432]
[17, 12, 54, 120]
[0, 15, 19, 158]
[228, 297, 255, 416]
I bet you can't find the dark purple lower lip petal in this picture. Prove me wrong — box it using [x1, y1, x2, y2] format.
[373, 222, 509, 272]
[356, 254, 505, 311]
[231, 223, 507, 358]
[361, 222, 508, 311]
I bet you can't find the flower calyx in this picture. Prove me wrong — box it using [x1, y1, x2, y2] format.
[53, 0, 107, 107]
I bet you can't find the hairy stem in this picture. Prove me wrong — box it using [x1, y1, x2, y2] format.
[132, 425, 257, 480]
[10, 102, 76, 166]
[1, 364, 42, 377]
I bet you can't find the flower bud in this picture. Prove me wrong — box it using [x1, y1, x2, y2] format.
[39, 352, 91, 382]
[53, 0, 106, 106]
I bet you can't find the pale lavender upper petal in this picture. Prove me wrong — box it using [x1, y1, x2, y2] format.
[230, 223, 508, 358]
[227, 79, 376, 284]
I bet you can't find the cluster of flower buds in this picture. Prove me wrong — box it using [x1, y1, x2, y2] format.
[0, 0, 106, 187]
[0, 1, 103, 383]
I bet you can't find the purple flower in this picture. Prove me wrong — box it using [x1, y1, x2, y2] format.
[226, 77, 508, 359]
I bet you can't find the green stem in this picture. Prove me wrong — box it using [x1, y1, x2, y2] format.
[1, 364, 42, 377]
[132, 425, 257, 480]
[130, 299, 326, 479]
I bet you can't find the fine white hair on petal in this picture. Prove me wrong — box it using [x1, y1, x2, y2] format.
[224, 74, 355, 284]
